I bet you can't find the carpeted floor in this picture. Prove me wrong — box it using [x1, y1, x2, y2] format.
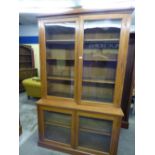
[19, 92, 135, 155]
[19, 92, 38, 146]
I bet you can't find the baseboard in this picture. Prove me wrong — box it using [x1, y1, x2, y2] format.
[38, 140, 96, 155]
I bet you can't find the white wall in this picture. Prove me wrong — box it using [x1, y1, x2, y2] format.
[19, 25, 38, 36]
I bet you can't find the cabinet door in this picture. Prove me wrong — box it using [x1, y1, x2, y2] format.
[39, 107, 74, 146]
[79, 15, 130, 105]
[41, 19, 78, 99]
[44, 111, 72, 144]
[76, 112, 115, 155]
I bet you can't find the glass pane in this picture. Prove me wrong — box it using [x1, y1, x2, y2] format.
[45, 22, 75, 98]
[79, 116, 112, 153]
[80, 116, 112, 133]
[45, 125, 71, 144]
[44, 111, 72, 126]
[82, 19, 121, 103]
[44, 111, 71, 144]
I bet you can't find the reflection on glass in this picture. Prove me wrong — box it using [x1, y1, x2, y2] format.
[44, 111, 71, 144]
[79, 116, 112, 152]
[45, 22, 75, 98]
[82, 19, 121, 103]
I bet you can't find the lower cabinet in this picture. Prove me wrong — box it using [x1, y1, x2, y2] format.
[38, 105, 122, 155]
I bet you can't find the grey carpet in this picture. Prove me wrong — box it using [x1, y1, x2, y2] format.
[19, 93, 135, 155]
[19, 92, 38, 131]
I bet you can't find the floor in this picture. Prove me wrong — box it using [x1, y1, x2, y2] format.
[19, 92, 38, 146]
[19, 92, 135, 155]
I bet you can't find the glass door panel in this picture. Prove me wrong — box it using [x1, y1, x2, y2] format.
[44, 111, 72, 144]
[78, 116, 113, 153]
[45, 22, 76, 98]
[82, 19, 121, 103]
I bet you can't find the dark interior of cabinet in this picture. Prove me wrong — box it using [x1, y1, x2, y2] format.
[44, 111, 72, 144]
[78, 116, 112, 153]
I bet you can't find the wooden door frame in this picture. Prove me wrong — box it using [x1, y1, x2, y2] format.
[38, 17, 80, 103]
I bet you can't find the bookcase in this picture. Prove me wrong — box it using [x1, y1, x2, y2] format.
[19, 45, 34, 69]
[37, 9, 132, 155]
[19, 45, 38, 92]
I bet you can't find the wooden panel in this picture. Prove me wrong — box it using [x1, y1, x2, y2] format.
[37, 106, 45, 140]
[113, 15, 131, 107]
[121, 33, 135, 128]
[77, 17, 84, 104]
[39, 20, 47, 98]
[37, 8, 133, 18]
[37, 99, 124, 116]
[110, 117, 122, 155]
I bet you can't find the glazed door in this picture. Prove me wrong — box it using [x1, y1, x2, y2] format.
[40, 18, 78, 100]
[38, 106, 75, 147]
[78, 14, 130, 106]
[75, 111, 119, 155]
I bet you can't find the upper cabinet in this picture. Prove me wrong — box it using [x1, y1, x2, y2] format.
[39, 13, 131, 107]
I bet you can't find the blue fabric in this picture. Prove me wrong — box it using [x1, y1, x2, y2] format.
[19, 36, 39, 44]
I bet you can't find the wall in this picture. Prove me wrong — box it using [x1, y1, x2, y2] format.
[19, 25, 40, 76]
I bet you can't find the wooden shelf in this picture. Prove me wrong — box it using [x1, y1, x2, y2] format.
[46, 38, 119, 43]
[83, 79, 115, 84]
[85, 38, 119, 42]
[47, 58, 116, 62]
[80, 127, 111, 136]
[84, 59, 117, 62]
[47, 76, 114, 84]
[20, 54, 31, 56]
[20, 61, 32, 63]
[46, 39, 74, 42]
[45, 120, 70, 129]
[38, 98, 124, 116]
[47, 58, 74, 61]
[47, 76, 73, 81]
